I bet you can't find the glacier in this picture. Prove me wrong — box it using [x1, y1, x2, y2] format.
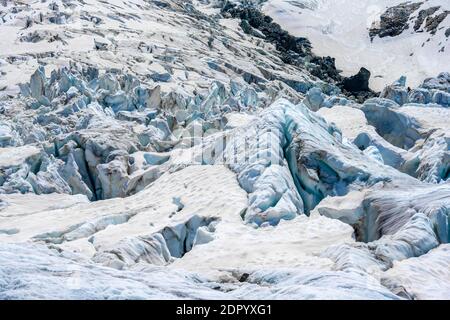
[0, 0, 449, 300]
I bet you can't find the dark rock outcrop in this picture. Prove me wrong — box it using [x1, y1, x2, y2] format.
[221, 1, 376, 100]
[369, 2, 423, 40]
[222, 4, 313, 59]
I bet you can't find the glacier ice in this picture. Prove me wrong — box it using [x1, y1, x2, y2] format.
[0, 0, 449, 300]
[382, 244, 450, 300]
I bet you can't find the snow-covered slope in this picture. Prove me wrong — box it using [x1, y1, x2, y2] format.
[263, 0, 450, 91]
[0, 0, 449, 300]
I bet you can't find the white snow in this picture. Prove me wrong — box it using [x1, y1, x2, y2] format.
[263, 0, 450, 91]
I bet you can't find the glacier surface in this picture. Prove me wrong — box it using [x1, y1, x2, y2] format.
[0, 0, 449, 300]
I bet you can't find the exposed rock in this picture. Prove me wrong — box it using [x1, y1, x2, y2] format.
[414, 6, 441, 31]
[341, 68, 371, 95]
[221, 2, 376, 100]
[369, 2, 423, 40]
[424, 10, 450, 35]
